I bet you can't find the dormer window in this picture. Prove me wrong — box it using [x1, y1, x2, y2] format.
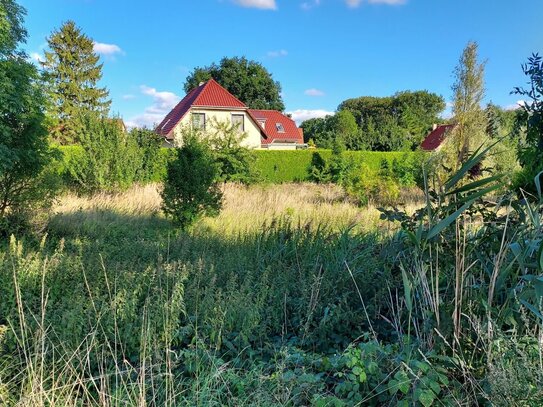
[258, 119, 266, 129]
[276, 123, 285, 133]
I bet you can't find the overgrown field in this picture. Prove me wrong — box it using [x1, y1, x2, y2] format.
[1, 182, 543, 406]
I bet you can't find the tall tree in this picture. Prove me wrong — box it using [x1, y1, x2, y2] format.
[338, 91, 445, 151]
[446, 41, 487, 169]
[43, 20, 110, 144]
[0, 0, 56, 228]
[185, 56, 285, 111]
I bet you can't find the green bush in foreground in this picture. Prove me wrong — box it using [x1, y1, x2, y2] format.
[161, 135, 222, 228]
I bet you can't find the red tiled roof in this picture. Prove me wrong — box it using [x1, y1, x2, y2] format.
[420, 124, 456, 151]
[155, 79, 246, 137]
[249, 109, 303, 145]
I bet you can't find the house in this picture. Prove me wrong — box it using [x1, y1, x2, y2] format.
[420, 124, 456, 151]
[155, 79, 305, 150]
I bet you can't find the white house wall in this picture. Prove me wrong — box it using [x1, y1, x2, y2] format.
[171, 108, 263, 149]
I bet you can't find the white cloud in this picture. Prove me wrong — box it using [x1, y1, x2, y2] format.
[126, 85, 181, 129]
[345, 0, 362, 6]
[29, 52, 44, 63]
[504, 100, 526, 111]
[346, 0, 406, 7]
[287, 109, 335, 125]
[301, 0, 320, 10]
[232, 0, 277, 9]
[267, 49, 288, 58]
[93, 42, 124, 56]
[305, 88, 325, 97]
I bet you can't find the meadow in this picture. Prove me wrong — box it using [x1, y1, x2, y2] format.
[1, 179, 542, 406]
[0, 183, 407, 405]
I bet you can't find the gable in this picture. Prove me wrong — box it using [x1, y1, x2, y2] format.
[155, 79, 247, 138]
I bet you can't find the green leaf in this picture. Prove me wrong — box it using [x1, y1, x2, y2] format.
[429, 380, 441, 395]
[443, 142, 497, 192]
[388, 379, 399, 395]
[418, 389, 436, 407]
[446, 173, 502, 196]
[520, 300, 543, 322]
[359, 371, 367, 383]
[427, 199, 474, 240]
[401, 266, 412, 313]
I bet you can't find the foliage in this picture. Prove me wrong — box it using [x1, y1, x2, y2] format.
[308, 151, 329, 183]
[65, 114, 143, 193]
[131, 127, 165, 183]
[337, 90, 446, 151]
[512, 53, 543, 192]
[185, 56, 285, 111]
[439, 41, 487, 175]
[42, 20, 110, 144]
[0, 0, 58, 233]
[300, 115, 337, 149]
[203, 118, 257, 184]
[161, 135, 222, 228]
[255, 150, 421, 183]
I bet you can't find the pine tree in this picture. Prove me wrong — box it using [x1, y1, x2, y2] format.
[43, 20, 110, 144]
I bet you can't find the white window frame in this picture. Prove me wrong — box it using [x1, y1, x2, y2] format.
[192, 113, 206, 130]
[231, 114, 245, 132]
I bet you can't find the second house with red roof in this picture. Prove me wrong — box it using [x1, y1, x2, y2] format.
[155, 79, 305, 150]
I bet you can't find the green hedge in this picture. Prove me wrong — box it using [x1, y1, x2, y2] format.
[56, 146, 421, 185]
[253, 150, 421, 183]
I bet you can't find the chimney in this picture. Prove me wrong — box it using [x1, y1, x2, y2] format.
[432, 123, 438, 131]
[199, 81, 205, 86]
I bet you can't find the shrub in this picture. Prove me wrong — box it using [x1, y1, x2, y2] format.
[204, 119, 257, 184]
[132, 127, 164, 183]
[161, 135, 222, 228]
[255, 150, 420, 183]
[67, 114, 143, 193]
[308, 151, 329, 183]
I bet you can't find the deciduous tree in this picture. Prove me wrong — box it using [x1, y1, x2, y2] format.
[0, 0, 57, 230]
[185, 56, 284, 111]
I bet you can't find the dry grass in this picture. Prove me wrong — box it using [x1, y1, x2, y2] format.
[53, 183, 422, 235]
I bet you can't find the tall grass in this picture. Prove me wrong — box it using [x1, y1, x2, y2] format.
[2, 178, 543, 405]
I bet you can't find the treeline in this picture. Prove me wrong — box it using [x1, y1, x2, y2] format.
[302, 85, 522, 154]
[302, 90, 446, 151]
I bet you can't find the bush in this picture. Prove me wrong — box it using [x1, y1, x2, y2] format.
[255, 150, 420, 183]
[203, 119, 257, 184]
[56, 145, 422, 188]
[132, 127, 165, 183]
[66, 114, 143, 193]
[161, 135, 222, 228]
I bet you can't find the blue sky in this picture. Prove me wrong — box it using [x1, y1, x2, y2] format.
[20, 0, 543, 127]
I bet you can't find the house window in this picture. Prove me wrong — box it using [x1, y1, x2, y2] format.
[276, 123, 285, 133]
[232, 114, 245, 131]
[192, 113, 205, 130]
